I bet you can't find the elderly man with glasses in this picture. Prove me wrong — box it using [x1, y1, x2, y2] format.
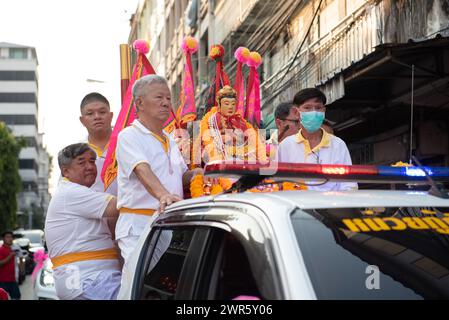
[272, 102, 301, 143]
[278, 88, 357, 191]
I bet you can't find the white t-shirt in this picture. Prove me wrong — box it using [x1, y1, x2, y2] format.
[44, 179, 120, 300]
[278, 129, 358, 191]
[115, 119, 188, 240]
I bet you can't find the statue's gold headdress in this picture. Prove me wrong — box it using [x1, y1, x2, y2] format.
[216, 85, 237, 106]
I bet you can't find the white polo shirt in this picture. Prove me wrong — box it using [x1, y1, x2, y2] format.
[278, 129, 358, 191]
[44, 179, 120, 300]
[115, 119, 188, 240]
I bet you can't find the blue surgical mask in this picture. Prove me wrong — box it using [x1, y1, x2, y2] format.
[300, 111, 325, 133]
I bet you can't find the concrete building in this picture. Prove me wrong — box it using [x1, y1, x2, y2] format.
[129, 0, 167, 76]
[129, 0, 194, 108]
[37, 133, 51, 218]
[0, 42, 51, 227]
[129, 0, 449, 168]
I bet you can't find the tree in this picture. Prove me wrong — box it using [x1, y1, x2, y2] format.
[0, 122, 24, 231]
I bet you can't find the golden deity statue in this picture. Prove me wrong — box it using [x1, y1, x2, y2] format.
[196, 85, 267, 165]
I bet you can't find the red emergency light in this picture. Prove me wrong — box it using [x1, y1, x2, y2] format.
[203, 161, 449, 184]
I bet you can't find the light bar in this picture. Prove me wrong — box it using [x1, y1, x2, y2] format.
[378, 166, 449, 178]
[204, 161, 449, 184]
[320, 164, 378, 175]
[406, 167, 429, 177]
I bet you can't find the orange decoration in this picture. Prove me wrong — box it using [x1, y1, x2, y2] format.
[190, 175, 306, 198]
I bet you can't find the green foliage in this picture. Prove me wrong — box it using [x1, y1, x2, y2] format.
[0, 122, 23, 231]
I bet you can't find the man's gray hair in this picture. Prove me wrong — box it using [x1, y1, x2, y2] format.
[132, 74, 168, 99]
[58, 143, 96, 171]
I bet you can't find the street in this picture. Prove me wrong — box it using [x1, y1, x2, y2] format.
[19, 276, 35, 300]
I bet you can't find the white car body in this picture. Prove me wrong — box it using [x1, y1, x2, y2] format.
[18, 230, 45, 249]
[118, 190, 449, 300]
[33, 258, 58, 300]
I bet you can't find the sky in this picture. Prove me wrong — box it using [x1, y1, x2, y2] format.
[0, 0, 139, 193]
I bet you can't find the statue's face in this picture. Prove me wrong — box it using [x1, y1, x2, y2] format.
[219, 97, 237, 117]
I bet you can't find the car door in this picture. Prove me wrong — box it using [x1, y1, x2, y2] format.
[191, 226, 283, 299]
[132, 204, 283, 300]
[131, 226, 212, 300]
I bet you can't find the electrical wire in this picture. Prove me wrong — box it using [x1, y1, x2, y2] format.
[227, 0, 276, 50]
[271, 0, 324, 94]
[224, 0, 301, 75]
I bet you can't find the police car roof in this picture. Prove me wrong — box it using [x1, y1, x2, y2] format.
[167, 190, 449, 213]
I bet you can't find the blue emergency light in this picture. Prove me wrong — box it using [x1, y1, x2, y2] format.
[204, 161, 449, 184]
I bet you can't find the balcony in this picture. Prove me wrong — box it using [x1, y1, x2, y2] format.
[19, 168, 38, 183]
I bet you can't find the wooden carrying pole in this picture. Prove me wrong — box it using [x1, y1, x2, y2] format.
[119, 44, 132, 103]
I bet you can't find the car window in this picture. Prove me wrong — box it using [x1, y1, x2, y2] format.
[291, 206, 449, 299]
[139, 228, 195, 300]
[190, 212, 280, 300]
[213, 233, 263, 300]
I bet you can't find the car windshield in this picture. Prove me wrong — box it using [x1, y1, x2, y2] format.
[20, 232, 42, 244]
[291, 206, 449, 299]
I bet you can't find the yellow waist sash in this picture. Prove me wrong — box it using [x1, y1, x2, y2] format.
[51, 248, 119, 269]
[119, 207, 156, 216]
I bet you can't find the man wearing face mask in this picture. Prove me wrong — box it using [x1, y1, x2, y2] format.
[278, 88, 357, 191]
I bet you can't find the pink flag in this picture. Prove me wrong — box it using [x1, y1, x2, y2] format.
[177, 37, 198, 127]
[101, 41, 156, 190]
[234, 47, 249, 117]
[245, 52, 262, 127]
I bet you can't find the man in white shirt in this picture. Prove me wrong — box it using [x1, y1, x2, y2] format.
[79, 92, 117, 196]
[278, 88, 357, 191]
[45, 143, 121, 300]
[79, 93, 118, 241]
[116, 75, 201, 266]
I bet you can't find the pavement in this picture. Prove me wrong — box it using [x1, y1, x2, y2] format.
[19, 275, 35, 300]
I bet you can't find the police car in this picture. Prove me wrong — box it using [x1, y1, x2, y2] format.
[118, 161, 449, 299]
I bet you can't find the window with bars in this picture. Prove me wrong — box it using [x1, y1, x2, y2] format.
[9, 48, 28, 59]
[0, 114, 37, 125]
[0, 71, 36, 81]
[0, 93, 36, 103]
[19, 159, 38, 171]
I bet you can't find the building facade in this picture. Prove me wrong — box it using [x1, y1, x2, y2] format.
[129, 0, 449, 168]
[0, 42, 51, 228]
[129, 0, 190, 106]
[37, 133, 51, 218]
